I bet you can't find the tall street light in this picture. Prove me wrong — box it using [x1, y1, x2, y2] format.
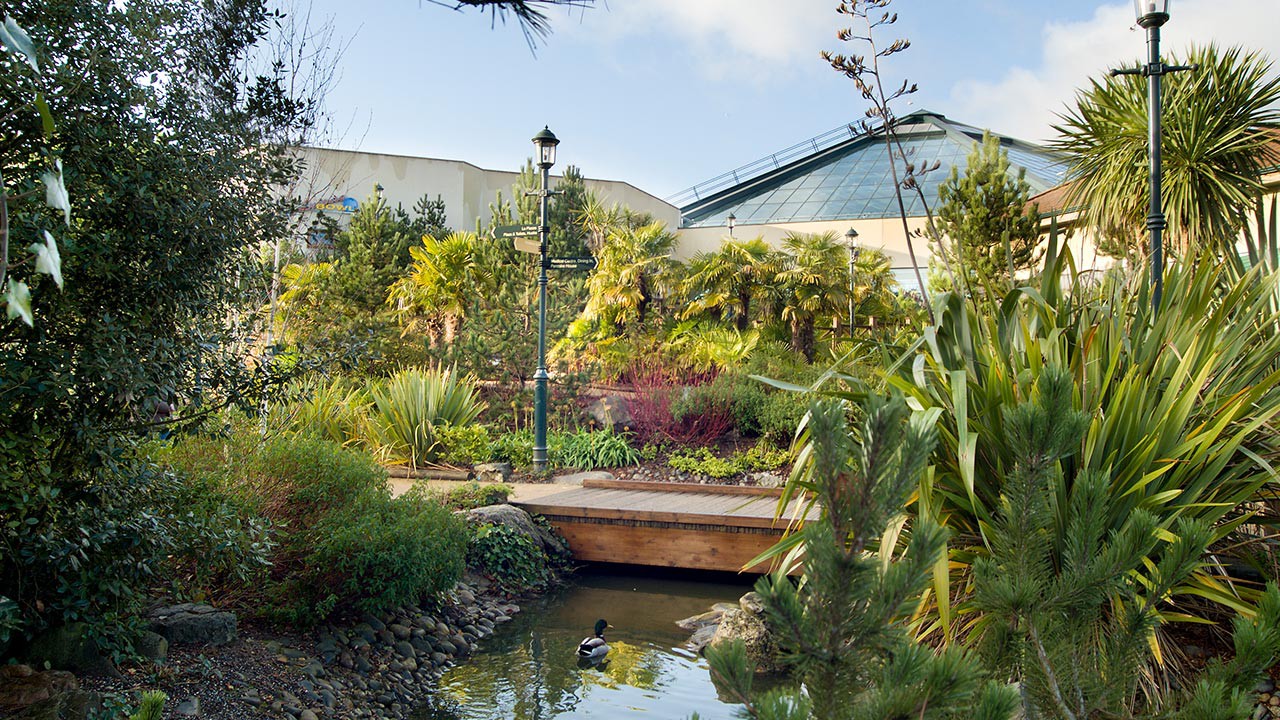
[727, 213, 736, 238]
[531, 126, 559, 472]
[844, 228, 859, 339]
[1112, 0, 1192, 314]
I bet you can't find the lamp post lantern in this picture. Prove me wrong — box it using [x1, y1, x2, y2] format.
[531, 126, 559, 472]
[727, 213, 736, 238]
[1113, 0, 1191, 314]
[844, 228, 859, 339]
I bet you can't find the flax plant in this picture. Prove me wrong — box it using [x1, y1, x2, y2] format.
[362, 366, 486, 469]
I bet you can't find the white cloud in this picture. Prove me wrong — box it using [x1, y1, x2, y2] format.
[951, 0, 1280, 144]
[565, 0, 834, 79]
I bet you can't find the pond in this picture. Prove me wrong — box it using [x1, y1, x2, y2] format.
[414, 567, 755, 719]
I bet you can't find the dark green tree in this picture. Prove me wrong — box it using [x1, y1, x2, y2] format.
[931, 132, 1040, 296]
[704, 396, 1019, 720]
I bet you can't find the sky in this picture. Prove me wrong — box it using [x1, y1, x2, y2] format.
[299, 0, 1280, 201]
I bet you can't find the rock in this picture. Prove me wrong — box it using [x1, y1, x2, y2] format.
[394, 641, 415, 659]
[175, 697, 201, 717]
[1258, 678, 1277, 694]
[300, 710, 319, 720]
[739, 591, 766, 615]
[147, 603, 237, 646]
[586, 394, 633, 432]
[136, 630, 169, 664]
[709, 607, 782, 674]
[553, 470, 615, 485]
[389, 624, 411, 641]
[688, 625, 718, 653]
[676, 608, 726, 632]
[466, 504, 569, 557]
[0, 664, 79, 716]
[26, 623, 117, 676]
[748, 471, 785, 488]
[474, 462, 513, 483]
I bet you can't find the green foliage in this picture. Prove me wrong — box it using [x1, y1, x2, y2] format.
[552, 429, 640, 470]
[1, 0, 321, 644]
[437, 482, 513, 511]
[128, 690, 167, 720]
[435, 424, 493, 466]
[706, 397, 1017, 720]
[467, 523, 554, 591]
[884, 235, 1280, 642]
[278, 376, 370, 446]
[1054, 44, 1280, 257]
[931, 132, 1040, 295]
[489, 429, 535, 468]
[770, 232, 849, 362]
[363, 366, 487, 468]
[308, 487, 468, 618]
[667, 443, 789, 479]
[680, 237, 779, 332]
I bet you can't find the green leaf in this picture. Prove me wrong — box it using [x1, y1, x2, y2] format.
[28, 230, 63, 289]
[40, 159, 70, 226]
[35, 93, 54, 136]
[0, 16, 39, 73]
[6, 278, 32, 326]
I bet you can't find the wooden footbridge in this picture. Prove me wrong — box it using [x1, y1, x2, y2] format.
[513, 478, 814, 573]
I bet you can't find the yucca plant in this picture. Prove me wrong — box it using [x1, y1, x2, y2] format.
[278, 376, 370, 447]
[362, 366, 487, 469]
[880, 231, 1280, 647]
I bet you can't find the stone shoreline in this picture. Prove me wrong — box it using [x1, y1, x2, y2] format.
[74, 576, 525, 720]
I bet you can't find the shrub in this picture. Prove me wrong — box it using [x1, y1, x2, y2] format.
[667, 442, 789, 479]
[306, 488, 467, 617]
[467, 523, 554, 591]
[757, 390, 808, 445]
[435, 424, 493, 466]
[628, 362, 734, 445]
[363, 366, 487, 468]
[489, 429, 534, 468]
[552, 429, 640, 470]
[279, 376, 370, 447]
[438, 482, 512, 511]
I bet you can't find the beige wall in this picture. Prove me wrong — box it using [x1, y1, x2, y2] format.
[289, 147, 679, 246]
[675, 217, 935, 266]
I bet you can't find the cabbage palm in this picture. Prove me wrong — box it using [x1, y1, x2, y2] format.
[1054, 44, 1280, 259]
[681, 237, 779, 331]
[582, 221, 678, 330]
[388, 232, 491, 344]
[770, 231, 848, 362]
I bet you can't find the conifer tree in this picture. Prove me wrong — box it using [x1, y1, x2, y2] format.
[703, 396, 1019, 720]
[930, 132, 1040, 296]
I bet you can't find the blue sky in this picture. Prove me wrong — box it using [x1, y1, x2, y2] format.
[302, 0, 1280, 201]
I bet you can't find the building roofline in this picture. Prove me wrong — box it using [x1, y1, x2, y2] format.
[298, 145, 676, 210]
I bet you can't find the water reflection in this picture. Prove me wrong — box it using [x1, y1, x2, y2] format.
[416, 571, 751, 720]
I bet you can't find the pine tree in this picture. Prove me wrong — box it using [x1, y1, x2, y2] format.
[703, 395, 1019, 720]
[931, 132, 1040, 296]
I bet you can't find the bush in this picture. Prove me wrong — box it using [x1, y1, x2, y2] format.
[307, 488, 467, 617]
[162, 426, 466, 623]
[489, 429, 534, 468]
[667, 442, 790, 479]
[757, 389, 809, 445]
[363, 366, 487, 468]
[552, 429, 640, 470]
[628, 362, 734, 445]
[467, 523, 554, 591]
[438, 481, 512, 511]
[435, 424, 492, 466]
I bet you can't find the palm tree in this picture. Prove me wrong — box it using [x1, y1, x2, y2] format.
[770, 231, 848, 362]
[582, 221, 678, 331]
[388, 232, 491, 344]
[680, 237, 779, 331]
[1053, 44, 1280, 259]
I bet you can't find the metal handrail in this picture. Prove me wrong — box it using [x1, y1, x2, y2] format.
[665, 117, 884, 208]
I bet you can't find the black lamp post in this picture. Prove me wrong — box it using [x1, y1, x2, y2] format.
[844, 228, 859, 338]
[1112, 0, 1192, 314]
[727, 213, 736, 238]
[531, 126, 559, 472]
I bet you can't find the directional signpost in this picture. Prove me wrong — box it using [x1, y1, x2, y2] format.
[545, 256, 597, 271]
[492, 224, 541, 240]
[513, 237, 541, 254]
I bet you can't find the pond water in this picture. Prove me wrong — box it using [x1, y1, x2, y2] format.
[414, 568, 755, 720]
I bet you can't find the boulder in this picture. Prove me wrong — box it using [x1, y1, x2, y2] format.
[147, 603, 237, 646]
[709, 607, 782, 674]
[586, 394, 633, 433]
[0, 664, 78, 717]
[473, 463, 513, 484]
[748, 471, 785, 489]
[26, 623, 116, 676]
[136, 630, 168, 665]
[466, 504, 568, 557]
[553, 470, 614, 485]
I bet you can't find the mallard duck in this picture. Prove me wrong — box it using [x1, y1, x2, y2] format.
[576, 619, 611, 659]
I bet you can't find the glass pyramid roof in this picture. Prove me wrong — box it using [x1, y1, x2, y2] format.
[680, 112, 1068, 229]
